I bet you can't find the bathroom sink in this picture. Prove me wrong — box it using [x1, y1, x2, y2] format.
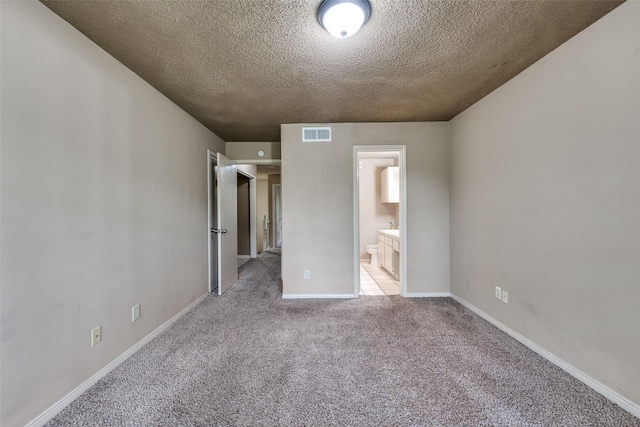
[380, 229, 399, 238]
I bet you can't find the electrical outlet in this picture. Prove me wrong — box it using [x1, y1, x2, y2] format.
[303, 270, 310, 279]
[495, 286, 502, 300]
[502, 291, 509, 304]
[132, 304, 141, 322]
[91, 326, 101, 346]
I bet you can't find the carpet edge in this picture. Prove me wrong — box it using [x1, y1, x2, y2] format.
[25, 292, 210, 427]
[450, 293, 640, 419]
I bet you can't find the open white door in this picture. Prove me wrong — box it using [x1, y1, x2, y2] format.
[216, 153, 238, 294]
[208, 151, 218, 293]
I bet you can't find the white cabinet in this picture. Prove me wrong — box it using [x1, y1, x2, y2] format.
[378, 231, 400, 280]
[381, 167, 399, 203]
[384, 242, 394, 272]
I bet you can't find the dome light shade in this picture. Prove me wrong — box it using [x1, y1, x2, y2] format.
[318, 0, 371, 39]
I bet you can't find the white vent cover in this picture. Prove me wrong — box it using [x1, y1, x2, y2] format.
[302, 127, 332, 142]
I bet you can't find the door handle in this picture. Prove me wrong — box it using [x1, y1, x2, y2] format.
[211, 228, 220, 234]
[220, 229, 228, 234]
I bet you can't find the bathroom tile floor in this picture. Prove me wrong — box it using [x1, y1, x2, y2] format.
[359, 262, 400, 296]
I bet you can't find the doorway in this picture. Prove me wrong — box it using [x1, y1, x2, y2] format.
[236, 166, 258, 266]
[207, 150, 239, 295]
[353, 146, 407, 297]
[255, 164, 280, 253]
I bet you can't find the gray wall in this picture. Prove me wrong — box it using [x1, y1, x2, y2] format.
[450, 1, 640, 406]
[281, 122, 449, 296]
[0, 3, 225, 426]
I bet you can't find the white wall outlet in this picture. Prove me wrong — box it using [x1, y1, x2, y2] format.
[495, 286, 502, 300]
[91, 326, 101, 346]
[502, 291, 509, 304]
[132, 304, 141, 322]
[303, 270, 311, 279]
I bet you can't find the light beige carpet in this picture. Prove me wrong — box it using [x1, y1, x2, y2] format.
[47, 249, 639, 426]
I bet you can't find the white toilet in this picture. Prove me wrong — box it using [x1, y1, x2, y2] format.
[366, 244, 379, 267]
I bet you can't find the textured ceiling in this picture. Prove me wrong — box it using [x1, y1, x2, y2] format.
[41, 0, 624, 142]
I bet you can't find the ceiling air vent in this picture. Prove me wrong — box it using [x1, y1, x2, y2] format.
[302, 127, 332, 142]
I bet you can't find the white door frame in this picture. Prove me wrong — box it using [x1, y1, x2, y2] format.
[207, 149, 217, 293]
[353, 145, 407, 297]
[272, 184, 282, 248]
[233, 159, 280, 253]
[237, 167, 258, 258]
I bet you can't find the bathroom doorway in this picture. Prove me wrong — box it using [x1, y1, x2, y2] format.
[353, 146, 407, 297]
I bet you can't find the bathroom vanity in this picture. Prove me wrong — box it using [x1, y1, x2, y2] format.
[378, 230, 400, 280]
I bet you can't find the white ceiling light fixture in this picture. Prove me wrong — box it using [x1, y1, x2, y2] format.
[318, 0, 371, 39]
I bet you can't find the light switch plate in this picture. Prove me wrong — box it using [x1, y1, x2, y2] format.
[91, 326, 101, 346]
[132, 304, 141, 321]
[502, 291, 509, 304]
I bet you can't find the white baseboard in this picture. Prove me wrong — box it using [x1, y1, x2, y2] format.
[450, 293, 640, 418]
[237, 255, 251, 259]
[405, 292, 451, 298]
[282, 293, 451, 299]
[26, 292, 209, 427]
[282, 293, 357, 299]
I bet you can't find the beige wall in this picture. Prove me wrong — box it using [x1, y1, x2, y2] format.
[0, 3, 226, 426]
[226, 141, 281, 161]
[450, 1, 640, 407]
[236, 163, 257, 177]
[358, 158, 397, 259]
[281, 122, 449, 296]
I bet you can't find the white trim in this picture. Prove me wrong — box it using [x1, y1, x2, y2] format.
[272, 184, 282, 248]
[282, 294, 357, 299]
[207, 149, 216, 293]
[249, 175, 257, 258]
[352, 147, 360, 298]
[405, 292, 451, 298]
[230, 159, 281, 165]
[450, 293, 640, 418]
[353, 146, 407, 297]
[399, 148, 407, 296]
[237, 255, 251, 259]
[26, 293, 209, 427]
